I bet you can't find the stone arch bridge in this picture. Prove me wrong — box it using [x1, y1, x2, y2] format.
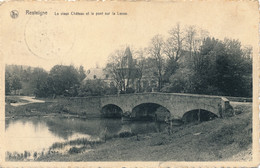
[100, 93, 231, 119]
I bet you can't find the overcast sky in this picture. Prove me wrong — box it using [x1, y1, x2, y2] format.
[1, 1, 258, 71]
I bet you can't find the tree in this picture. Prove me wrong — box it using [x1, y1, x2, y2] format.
[184, 26, 209, 59]
[220, 39, 252, 97]
[188, 37, 252, 96]
[161, 35, 252, 97]
[189, 37, 226, 95]
[164, 23, 185, 61]
[78, 79, 109, 96]
[162, 23, 186, 84]
[10, 75, 22, 95]
[30, 68, 49, 97]
[147, 34, 165, 90]
[78, 65, 86, 82]
[105, 48, 126, 92]
[48, 65, 80, 96]
[185, 25, 196, 59]
[135, 48, 146, 92]
[5, 71, 11, 95]
[105, 46, 139, 92]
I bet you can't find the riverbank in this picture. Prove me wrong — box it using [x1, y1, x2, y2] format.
[36, 105, 252, 161]
[5, 96, 100, 119]
[5, 96, 252, 161]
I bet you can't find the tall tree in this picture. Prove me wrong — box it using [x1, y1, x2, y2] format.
[147, 34, 165, 90]
[190, 37, 252, 96]
[184, 26, 209, 64]
[48, 65, 80, 96]
[30, 67, 49, 97]
[163, 23, 185, 83]
[164, 23, 185, 61]
[185, 25, 197, 59]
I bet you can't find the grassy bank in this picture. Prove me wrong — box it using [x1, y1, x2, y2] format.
[5, 96, 100, 118]
[36, 102, 252, 161]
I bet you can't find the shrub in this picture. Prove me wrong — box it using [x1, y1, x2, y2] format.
[118, 131, 135, 138]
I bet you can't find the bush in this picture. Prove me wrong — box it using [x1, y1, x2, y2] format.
[68, 147, 83, 154]
[126, 87, 135, 94]
[118, 131, 136, 138]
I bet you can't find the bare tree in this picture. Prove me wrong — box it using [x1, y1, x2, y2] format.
[164, 23, 185, 62]
[185, 25, 197, 59]
[105, 49, 126, 92]
[105, 46, 138, 92]
[185, 26, 209, 59]
[147, 34, 165, 90]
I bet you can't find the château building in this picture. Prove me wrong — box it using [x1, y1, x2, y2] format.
[83, 47, 158, 93]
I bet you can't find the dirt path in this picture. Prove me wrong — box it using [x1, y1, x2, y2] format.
[10, 96, 45, 106]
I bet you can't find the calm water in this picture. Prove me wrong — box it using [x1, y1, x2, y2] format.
[5, 116, 166, 154]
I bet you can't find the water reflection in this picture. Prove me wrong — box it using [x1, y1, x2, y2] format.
[5, 118, 65, 153]
[5, 116, 167, 155]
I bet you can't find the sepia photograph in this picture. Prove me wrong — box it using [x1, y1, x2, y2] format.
[0, 0, 259, 167]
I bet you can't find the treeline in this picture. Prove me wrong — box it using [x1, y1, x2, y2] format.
[5, 65, 86, 97]
[105, 23, 252, 97]
[5, 64, 119, 97]
[5, 23, 252, 98]
[161, 37, 252, 97]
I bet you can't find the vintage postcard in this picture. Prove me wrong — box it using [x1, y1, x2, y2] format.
[0, 0, 259, 167]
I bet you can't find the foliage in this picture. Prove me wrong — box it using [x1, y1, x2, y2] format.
[7, 74, 22, 95]
[48, 65, 80, 96]
[78, 79, 109, 96]
[78, 65, 86, 82]
[161, 37, 252, 97]
[5, 71, 12, 94]
[191, 38, 251, 96]
[29, 68, 50, 97]
[5, 64, 85, 97]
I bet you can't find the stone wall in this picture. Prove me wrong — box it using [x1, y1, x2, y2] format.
[59, 96, 102, 117]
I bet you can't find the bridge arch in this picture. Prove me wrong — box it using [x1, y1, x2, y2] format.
[132, 103, 170, 121]
[179, 103, 220, 118]
[101, 104, 123, 118]
[182, 109, 218, 123]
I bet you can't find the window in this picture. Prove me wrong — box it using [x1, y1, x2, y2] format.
[93, 75, 96, 79]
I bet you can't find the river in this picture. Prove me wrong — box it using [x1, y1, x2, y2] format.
[5, 116, 167, 160]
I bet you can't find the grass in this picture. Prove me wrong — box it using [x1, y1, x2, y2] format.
[5, 96, 100, 118]
[5, 102, 55, 117]
[50, 138, 103, 150]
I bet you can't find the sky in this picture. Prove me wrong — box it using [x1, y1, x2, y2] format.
[1, 1, 258, 71]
